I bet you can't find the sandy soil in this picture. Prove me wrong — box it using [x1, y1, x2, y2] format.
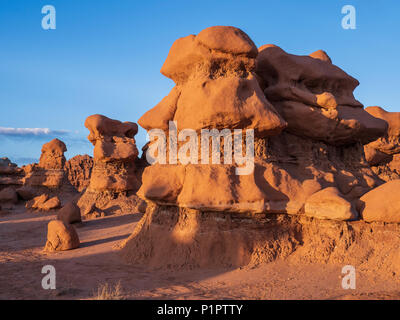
[1, 205, 399, 300]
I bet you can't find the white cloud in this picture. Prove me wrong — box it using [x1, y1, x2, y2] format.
[0, 127, 68, 136]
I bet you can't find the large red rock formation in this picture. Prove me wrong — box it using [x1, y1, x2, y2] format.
[136, 26, 384, 218]
[121, 25, 398, 270]
[364, 106, 400, 181]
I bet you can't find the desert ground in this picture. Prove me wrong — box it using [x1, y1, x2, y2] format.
[1, 205, 399, 300]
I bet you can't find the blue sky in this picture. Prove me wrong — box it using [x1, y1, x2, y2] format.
[1, 0, 399, 165]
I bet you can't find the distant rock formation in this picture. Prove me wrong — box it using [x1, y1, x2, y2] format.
[39, 138, 67, 169]
[65, 155, 93, 192]
[85, 114, 140, 192]
[77, 114, 144, 217]
[0, 157, 24, 186]
[23, 138, 67, 188]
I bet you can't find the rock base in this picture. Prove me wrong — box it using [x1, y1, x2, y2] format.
[119, 204, 400, 275]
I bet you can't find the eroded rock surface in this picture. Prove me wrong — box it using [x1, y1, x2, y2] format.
[364, 106, 400, 181]
[65, 155, 93, 192]
[23, 139, 68, 188]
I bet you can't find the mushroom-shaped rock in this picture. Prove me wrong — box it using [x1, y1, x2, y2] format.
[85, 114, 138, 162]
[256, 45, 388, 145]
[57, 201, 82, 224]
[44, 220, 80, 252]
[140, 25, 286, 137]
[304, 187, 358, 221]
[136, 26, 382, 215]
[84, 114, 140, 193]
[359, 180, 400, 223]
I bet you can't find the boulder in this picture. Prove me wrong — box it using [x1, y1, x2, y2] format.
[364, 106, 400, 181]
[0, 187, 18, 204]
[57, 201, 81, 224]
[41, 196, 61, 211]
[304, 187, 357, 221]
[26, 194, 60, 211]
[16, 186, 36, 200]
[43, 220, 80, 252]
[26, 193, 49, 209]
[360, 180, 400, 223]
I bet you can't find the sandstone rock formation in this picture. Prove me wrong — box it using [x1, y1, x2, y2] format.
[43, 220, 80, 252]
[23, 139, 68, 188]
[135, 26, 384, 217]
[121, 25, 398, 269]
[0, 158, 24, 186]
[256, 45, 387, 145]
[39, 139, 67, 169]
[364, 106, 400, 181]
[26, 194, 61, 211]
[65, 154, 93, 192]
[0, 157, 19, 174]
[120, 203, 400, 273]
[77, 114, 144, 217]
[84, 114, 139, 192]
